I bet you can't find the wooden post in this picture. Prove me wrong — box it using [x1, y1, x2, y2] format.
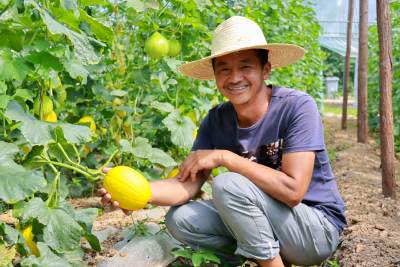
[358, 0, 369, 143]
[377, 0, 396, 199]
[342, 0, 355, 130]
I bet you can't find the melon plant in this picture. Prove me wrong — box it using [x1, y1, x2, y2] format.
[145, 32, 169, 59]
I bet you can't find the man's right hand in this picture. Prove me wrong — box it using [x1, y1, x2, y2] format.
[97, 167, 133, 216]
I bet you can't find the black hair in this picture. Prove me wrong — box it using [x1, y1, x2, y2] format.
[211, 49, 269, 72]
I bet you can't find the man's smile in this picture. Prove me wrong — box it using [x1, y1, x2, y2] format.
[227, 85, 249, 92]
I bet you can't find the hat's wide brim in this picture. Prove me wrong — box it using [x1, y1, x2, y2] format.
[178, 44, 306, 80]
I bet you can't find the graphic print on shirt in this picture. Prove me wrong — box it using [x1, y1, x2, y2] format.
[240, 139, 283, 170]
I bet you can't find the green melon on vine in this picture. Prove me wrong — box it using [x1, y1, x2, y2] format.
[145, 32, 169, 59]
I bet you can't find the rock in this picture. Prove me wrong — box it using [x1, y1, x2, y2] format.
[98, 230, 181, 267]
[138, 206, 166, 221]
[375, 224, 386, 231]
[83, 227, 118, 248]
[356, 244, 364, 253]
[0, 211, 18, 224]
[82, 197, 103, 209]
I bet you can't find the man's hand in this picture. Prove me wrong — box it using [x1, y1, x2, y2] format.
[97, 167, 133, 216]
[178, 150, 229, 182]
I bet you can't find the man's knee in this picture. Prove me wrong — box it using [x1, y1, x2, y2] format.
[211, 172, 250, 200]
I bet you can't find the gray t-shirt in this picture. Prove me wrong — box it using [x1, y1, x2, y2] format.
[192, 85, 347, 235]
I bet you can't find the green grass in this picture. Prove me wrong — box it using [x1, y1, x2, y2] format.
[324, 106, 358, 116]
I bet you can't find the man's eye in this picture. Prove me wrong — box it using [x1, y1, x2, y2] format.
[242, 66, 250, 69]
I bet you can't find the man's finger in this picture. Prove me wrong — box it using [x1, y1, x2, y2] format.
[122, 209, 133, 216]
[97, 188, 107, 197]
[101, 193, 112, 205]
[179, 156, 197, 181]
[102, 167, 112, 174]
[110, 201, 119, 211]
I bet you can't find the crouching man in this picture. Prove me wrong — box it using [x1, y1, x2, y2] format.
[98, 16, 346, 267]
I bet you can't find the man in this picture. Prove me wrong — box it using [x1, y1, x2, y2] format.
[98, 16, 346, 267]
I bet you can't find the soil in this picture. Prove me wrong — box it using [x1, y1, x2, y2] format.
[70, 117, 400, 267]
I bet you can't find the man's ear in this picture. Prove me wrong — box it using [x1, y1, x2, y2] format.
[263, 61, 272, 80]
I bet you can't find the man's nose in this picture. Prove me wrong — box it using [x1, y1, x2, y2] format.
[228, 68, 243, 83]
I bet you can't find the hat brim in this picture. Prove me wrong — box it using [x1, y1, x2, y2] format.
[178, 44, 306, 80]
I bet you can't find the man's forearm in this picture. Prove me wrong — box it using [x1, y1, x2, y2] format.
[220, 151, 308, 207]
[148, 171, 208, 206]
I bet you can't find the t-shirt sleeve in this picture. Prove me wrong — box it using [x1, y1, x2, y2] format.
[191, 113, 214, 151]
[282, 95, 326, 154]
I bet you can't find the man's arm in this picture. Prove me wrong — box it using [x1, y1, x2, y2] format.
[178, 150, 315, 207]
[98, 168, 210, 214]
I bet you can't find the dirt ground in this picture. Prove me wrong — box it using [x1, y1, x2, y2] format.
[70, 117, 400, 267]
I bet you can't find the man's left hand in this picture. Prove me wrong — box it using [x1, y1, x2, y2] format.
[178, 150, 229, 182]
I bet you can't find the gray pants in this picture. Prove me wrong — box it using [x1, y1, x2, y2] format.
[165, 172, 340, 266]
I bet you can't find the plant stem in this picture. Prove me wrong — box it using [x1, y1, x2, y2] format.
[175, 86, 180, 109]
[45, 172, 60, 207]
[165, 89, 175, 101]
[156, 2, 170, 18]
[57, 143, 88, 171]
[72, 144, 81, 164]
[38, 161, 100, 181]
[39, 86, 44, 121]
[27, 27, 40, 46]
[0, 0, 15, 17]
[0, 21, 45, 30]
[99, 149, 119, 171]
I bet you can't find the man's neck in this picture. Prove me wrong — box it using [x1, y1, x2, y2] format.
[234, 84, 272, 129]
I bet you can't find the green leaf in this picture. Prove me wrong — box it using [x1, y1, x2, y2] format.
[130, 65, 151, 86]
[63, 57, 89, 84]
[0, 48, 34, 81]
[55, 247, 85, 267]
[60, 0, 79, 17]
[120, 137, 152, 158]
[92, 82, 111, 101]
[171, 249, 192, 258]
[126, 0, 159, 12]
[150, 101, 174, 112]
[193, 95, 212, 112]
[32, 40, 51, 51]
[165, 57, 183, 73]
[114, 105, 135, 115]
[0, 222, 19, 244]
[201, 182, 212, 198]
[79, 0, 110, 7]
[22, 198, 82, 253]
[78, 8, 113, 42]
[26, 242, 71, 266]
[198, 85, 214, 95]
[193, 0, 209, 11]
[25, 51, 63, 72]
[5, 100, 92, 145]
[50, 5, 80, 32]
[0, 95, 12, 109]
[109, 90, 127, 96]
[75, 208, 101, 234]
[21, 145, 48, 170]
[1, 29, 22, 52]
[0, 81, 7, 94]
[151, 71, 177, 92]
[162, 109, 196, 148]
[149, 148, 177, 167]
[13, 89, 35, 102]
[27, 0, 106, 65]
[82, 232, 101, 251]
[191, 253, 203, 266]
[0, 141, 47, 203]
[0, 242, 15, 266]
[202, 252, 221, 263]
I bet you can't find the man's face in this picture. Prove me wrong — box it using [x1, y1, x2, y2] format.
[213, 49, 272, 106]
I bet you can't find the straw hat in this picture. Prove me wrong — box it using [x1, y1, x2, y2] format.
[179, 16, 306, 80]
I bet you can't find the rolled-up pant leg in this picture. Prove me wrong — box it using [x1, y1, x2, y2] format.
[211, 172, 340, 266]
[165, 200, 243, 266]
